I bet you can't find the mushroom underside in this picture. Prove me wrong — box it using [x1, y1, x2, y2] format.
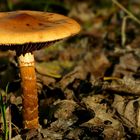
[0, 40, 58, 55]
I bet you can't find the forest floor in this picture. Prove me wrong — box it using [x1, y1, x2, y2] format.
[1, 0, 140, 140]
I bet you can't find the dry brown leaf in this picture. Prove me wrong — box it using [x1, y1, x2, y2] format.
[113, 53, 140, 77]
[82, 95, 125, 139]
[113, 94, 140, 134]
[82, 51, 110, 78]
[102, 76, 140, 95]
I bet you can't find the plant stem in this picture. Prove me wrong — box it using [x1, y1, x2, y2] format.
[121, 16, 130, 47]
[0, 93, 8, 140]
[112, 0, 140, 25]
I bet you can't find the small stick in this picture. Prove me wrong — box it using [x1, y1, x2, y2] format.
[112, 0, 140, 25]
[121, 16, 130, 47]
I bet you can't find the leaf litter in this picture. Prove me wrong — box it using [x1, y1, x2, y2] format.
[1, 0, 140, 139]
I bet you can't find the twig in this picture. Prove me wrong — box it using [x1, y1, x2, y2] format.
[121, 16, 130, 47]
[112, 0, 140, 25]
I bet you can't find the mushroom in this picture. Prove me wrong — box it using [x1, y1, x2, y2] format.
[0, 10, 81, 129]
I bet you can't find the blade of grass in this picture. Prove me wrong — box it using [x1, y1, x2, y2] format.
[112, 0, 140, 25]
[0, 83, 9, 140]
[0, 93, 8, 140]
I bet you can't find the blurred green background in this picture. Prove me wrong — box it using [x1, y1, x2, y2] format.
[0, 0, 112, 15]
[0, 0, 70, 14]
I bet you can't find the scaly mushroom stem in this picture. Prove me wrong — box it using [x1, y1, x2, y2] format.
[18, 52, 39, 129]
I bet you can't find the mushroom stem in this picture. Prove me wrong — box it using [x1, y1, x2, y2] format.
[18, 52, 39, 129]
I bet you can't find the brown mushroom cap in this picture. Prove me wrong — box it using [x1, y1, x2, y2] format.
[0, 10, 81, 45]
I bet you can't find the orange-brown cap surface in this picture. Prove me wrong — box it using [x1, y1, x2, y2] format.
[0, 10, 81, 45]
